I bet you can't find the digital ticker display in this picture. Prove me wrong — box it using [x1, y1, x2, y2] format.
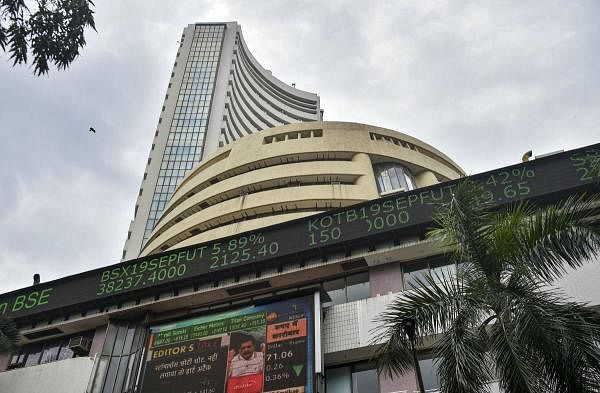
[0, 144, 598, 319]
[140, 295, 315, 393]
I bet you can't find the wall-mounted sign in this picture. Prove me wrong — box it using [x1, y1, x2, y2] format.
[0, 144, 599, 319]
[140, 295, 316, 393]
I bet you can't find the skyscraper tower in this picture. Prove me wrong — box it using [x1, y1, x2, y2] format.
[122, 22, 323, 260]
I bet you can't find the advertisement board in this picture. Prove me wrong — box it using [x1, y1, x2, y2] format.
[140, 295, 316, 393]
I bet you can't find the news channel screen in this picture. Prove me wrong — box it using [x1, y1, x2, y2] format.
[140, 294, 316, 393]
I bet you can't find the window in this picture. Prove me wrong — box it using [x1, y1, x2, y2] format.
[402, 258, 456, 290]
[40, 339, 60, 364]
[322, 272, 370, 306]
[346, 272, 370, 302]
[90, 320, 148, 393]
[373, 163, 416, 195]
[8, 331, 94, 369]
[326, 363, 379, 393]
[419, 357, 441, 392]
[403, 261, 429, 289]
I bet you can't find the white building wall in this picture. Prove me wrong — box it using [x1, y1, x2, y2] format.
[0, 356, 95, 393]
[322, 294, 394, 355]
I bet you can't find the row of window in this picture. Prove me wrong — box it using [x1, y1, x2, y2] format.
[167, 127, 205, 135]
[190, 41, 221, 46]
[322, 272, 370, 306]
[174, 106, 211, 115]
[173, 111, 210, 120]
[167, 134, 204, 143]
[177, 94, 214, 102]
[171, 119, 208, 128]
[183, 65, 219, 73]
[158, 168, 196, 178]
[194, 26, 224, 32]
[190, 41, 221, 47]
[179, 80, 215, 88]
[8, 331, 94, 369]
[321, 259, 457, 307]
[192, 33, 223, 39]
[160, 154, 202, 164]
[193, 30, 223, 35]
[176, 92, 213, 100]
[183, 67, 218, 75]
[174, 107, 211, 115]
[176, 91, 213, 99]
[167, 130, 207, 139]
[327, 362, 379, 393]
[184, 60, 219, 67]
[164, 145, 201, 155]
[150, 189, 176, 206]
[326, 359, 440, 393]
[184, 60, 219, 66]
[403, 258, 457, 290]
[158, 161, 195, 172]
[192, 32, 222, 38]
[185, 63, 219, 69]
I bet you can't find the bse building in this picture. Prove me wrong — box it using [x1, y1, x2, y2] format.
[0, 22, 598, 393]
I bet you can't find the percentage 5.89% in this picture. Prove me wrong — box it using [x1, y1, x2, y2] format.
[208, 232, 279, 270]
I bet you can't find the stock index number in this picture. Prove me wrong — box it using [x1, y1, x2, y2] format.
[485, 168, 535, 200]
[208, 234, 279, 269]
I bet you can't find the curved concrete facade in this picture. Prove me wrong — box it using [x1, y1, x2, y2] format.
[140, 121, 465, 256]
[221, 29, 322, 145]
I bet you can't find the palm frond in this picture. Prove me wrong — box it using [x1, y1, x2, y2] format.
[513, 194, 600, 281]
[435, 307, 493, 393]
[489, 314, 541, 393]
[374, 269, 482, 379]
[504, 278, 600, 392]
[428, 180, 502, 280]
[373, 327, 415, 379]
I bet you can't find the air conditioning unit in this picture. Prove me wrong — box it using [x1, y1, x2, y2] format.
[68, 336, 91, 355]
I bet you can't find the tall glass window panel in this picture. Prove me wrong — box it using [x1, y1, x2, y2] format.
[57, 344, 75, 361]
[352, 363, 380, 393]
[403, 261, 429, 289]
[418, 357, 441, 392]
[40, 340, 60, 364]
[326, 366, 352, 393]
[24, 344, 42, 367]
[346, 272, 370, 302]
[430, 259, 456, 282]
[323, 278, 346, 306]
[374, 163, 416, 195]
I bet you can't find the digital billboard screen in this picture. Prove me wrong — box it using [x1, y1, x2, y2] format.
[140, 295, 316, 393]
[1, 143, 598, 320]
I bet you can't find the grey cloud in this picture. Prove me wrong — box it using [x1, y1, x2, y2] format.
[0, 0, 598, 292]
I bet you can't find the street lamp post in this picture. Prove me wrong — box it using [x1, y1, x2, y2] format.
[403, 317, 426, 393]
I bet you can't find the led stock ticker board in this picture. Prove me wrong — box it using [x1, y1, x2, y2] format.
[140, 295, 316, 393]
[0, 143, 599, 319]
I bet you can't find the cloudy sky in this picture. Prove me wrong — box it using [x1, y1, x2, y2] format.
[0, 1, 599, 293]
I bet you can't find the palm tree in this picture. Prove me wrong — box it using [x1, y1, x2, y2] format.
[0, 316, 18, 353]
[374, 181, 600, 393]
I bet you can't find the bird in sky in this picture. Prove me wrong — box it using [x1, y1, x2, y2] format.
[89, 127, 96, 133]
